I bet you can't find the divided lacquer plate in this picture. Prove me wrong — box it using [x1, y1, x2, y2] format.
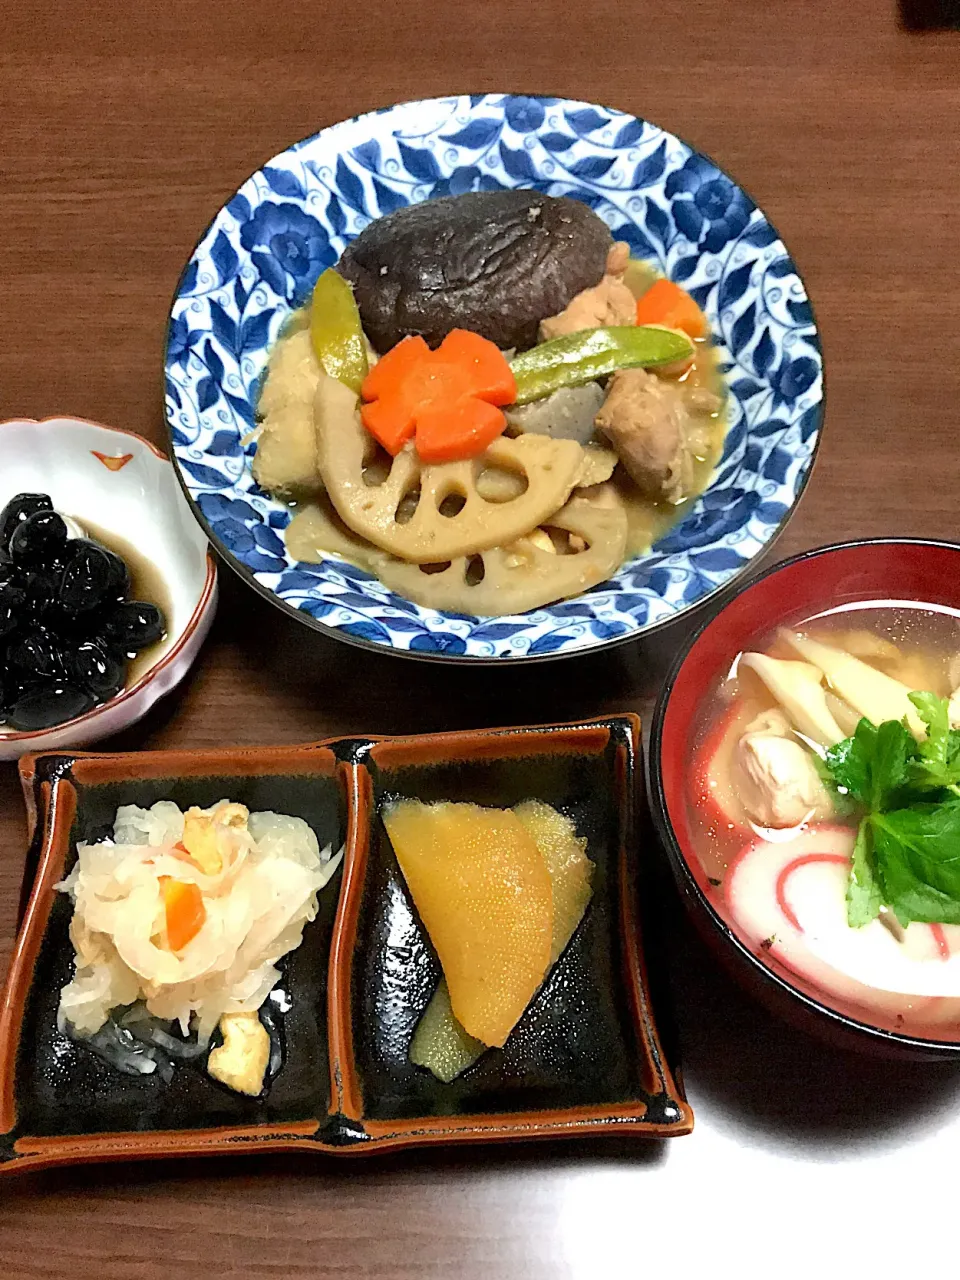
[0, 716, 691, 1176]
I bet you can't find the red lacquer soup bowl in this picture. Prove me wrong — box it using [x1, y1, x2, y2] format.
[649, 539, 960, 1061]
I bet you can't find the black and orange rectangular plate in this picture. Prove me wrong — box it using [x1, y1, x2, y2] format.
[0, 716, 691, 1176]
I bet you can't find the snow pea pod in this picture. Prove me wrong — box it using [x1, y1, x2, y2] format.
[509, 325, 694, 406]
[310, 268, 368, 394]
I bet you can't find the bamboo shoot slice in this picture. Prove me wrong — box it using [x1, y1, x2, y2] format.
[251, 328, 323, 498]
[739, 652, 845, 748]
[779, 629, 925, 738]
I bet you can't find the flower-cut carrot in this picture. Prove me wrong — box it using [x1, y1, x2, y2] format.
[160, 876, 206, 952]
[634, 279, 709, 340]
[361, 329, 517, 464]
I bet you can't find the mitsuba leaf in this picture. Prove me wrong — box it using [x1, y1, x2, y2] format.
[872, 799, 960, 910]
[846, 818, 882, 927]
[911, 689, 949, 744]
[870, 719, 916, 810]
[828, 691, 960, 925]
[824, 717, 914, 810]
[825, 720, 874, 804]
[908, 691, 960, 792]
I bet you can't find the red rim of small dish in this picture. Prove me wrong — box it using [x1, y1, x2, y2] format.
[649, 537, 960, 1053]
[0, 417, 218, 743]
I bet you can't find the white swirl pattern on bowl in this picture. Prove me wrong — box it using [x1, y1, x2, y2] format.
[165, 94, 822, 659]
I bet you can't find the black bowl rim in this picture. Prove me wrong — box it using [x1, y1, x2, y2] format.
[161, 90, 826, 667]
[648, 534, 960, 1056]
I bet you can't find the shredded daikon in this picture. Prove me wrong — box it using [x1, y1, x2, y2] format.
[57, 800, 341, 1047]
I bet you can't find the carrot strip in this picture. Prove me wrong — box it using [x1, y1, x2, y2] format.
[160, 877, 206, 952]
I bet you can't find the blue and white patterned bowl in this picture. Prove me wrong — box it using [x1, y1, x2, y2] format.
[164, 94, 823, 661]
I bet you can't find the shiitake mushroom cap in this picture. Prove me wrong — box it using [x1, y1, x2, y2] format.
[337, 190, 613, 353]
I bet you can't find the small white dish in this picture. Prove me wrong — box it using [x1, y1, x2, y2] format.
[0, 417, 217, 760]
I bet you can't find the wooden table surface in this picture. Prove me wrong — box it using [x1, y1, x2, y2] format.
[2, 2, 960, 1275]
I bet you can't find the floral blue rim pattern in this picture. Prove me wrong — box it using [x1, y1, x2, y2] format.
[165, 94, 823, 660]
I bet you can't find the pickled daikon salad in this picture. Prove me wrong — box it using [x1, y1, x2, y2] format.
[57, 800, 342, 1095]
[692, 611, 960, 1029]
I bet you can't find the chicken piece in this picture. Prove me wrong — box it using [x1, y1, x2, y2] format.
[594, 367, 693, 503]
[683, 385, 724, 415]
[207, 1012, 270, 1096]
[736, 709, 835, 829]
[539, 241, 637, 339]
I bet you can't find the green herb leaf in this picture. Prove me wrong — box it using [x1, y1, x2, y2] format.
[872, 800, 960, 906]
[824, 717, 914, 809]
[812, 752, 858, 816]
[872, 842, 960, 926]
[870, 720, 916, 809]
[824, 720, 875, 803]
[816, 690, 960, 925]
[846, 818, 882, 927]
[908, 691, 960, 793]
[910, 689, 949, 744]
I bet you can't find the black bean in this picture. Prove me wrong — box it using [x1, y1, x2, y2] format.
[101, 548, 131, 601]
[0, 494, 161, 730]
[0, 494, 53, 554]
[62, 640, 125, 699]
[0, 575, 27, 613]
[7, 630, 64, 682]
[0, 559, 25, 589]
[0, 600, 18, 641]
[23, 570, 61, 625]
[57, 540, 115, 614]
[9, 510, 68, 565]
[7, 684, 94, 731]
[101, 601, 165, 651]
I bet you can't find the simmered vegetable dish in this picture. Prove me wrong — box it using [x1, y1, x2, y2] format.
[252, 190, 728, 616]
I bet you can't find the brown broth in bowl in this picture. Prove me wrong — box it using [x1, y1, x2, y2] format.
[81, 519, 171, 683]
